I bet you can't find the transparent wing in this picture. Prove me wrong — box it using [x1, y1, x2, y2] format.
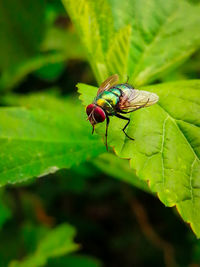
[97, 74, 119, 96]
[119, 89, 159, 111]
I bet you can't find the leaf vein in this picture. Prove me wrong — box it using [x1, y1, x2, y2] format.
[160, 116, 169, 186]
[158, 103, 200, 162]
[189, 158, 196, 202]
[132, 8, 178, 79]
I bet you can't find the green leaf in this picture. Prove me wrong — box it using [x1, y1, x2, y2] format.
[0, 53, 65, 91]
[48, 255, 101, 267]
[62, 0, 114, 84]
[0, 95, 105, 186]
[106, 25, 132, 81]
[9, 224, 78, 267]
[21, 224, 50, 254]
[91, 153, 151, 194]
[33, 62, 65, 82]
[0, 201, 11, 229]
[0, 27, 85, 91]
[77, 80, 200, 237]
[63, 0, 200, 85]
[127, 0, 200, 86]
[0, 0, 45, 70]
[41, 28, 85, 60]
[36, 224, 78, 258]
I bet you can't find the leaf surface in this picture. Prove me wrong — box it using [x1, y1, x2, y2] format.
[0, 96, 105, 186]
[62, 0, 114, 83]
[0, 0, 45, 69]
[63, 0, 200, 85]
[48, 255, 101, 267]
[9, 224, 78, 267]
[0, 201, 11, 229]
[92, 153, 151, 194]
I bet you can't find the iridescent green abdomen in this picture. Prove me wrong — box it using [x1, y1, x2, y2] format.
[95, 84, 133, 115]
[95, 88, 121, 115]
[114, 84, 133, 94]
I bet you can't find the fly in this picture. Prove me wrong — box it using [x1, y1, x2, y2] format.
[86, 74, 159, 150]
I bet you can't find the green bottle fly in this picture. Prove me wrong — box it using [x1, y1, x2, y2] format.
[86, 74, 159, 150]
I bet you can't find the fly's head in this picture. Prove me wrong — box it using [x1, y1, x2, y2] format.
[86, 104, 106, 134]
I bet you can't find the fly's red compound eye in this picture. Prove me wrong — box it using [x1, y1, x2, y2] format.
[94, 107, 106, 123]
[86, 104, 95, 116]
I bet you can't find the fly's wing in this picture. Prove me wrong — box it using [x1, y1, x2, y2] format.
[97, 74, 119, 96]
[119, 89, 159, 111]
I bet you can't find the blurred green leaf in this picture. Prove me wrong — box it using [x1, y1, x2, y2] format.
[36, 224, 78, 258]
[9, 224, 78, 267]
[63, 0, 200, 85]
[78, 80, 200, 237]
[0, 28, 85, 91]
[42, 28, 85, 60]
[62, 0, 114, 84]
[92, 153, 151, 193]
[0, 53, 65, 91]
[0, 16, 85, 91]
[0, 0, 45, 70]
[22, 224, 50, 254]
[108, 0, 200, 85]
[0, 201, 11, 229]
[2, 91, 64, 110]
[34, 62, 65, 82]
[162, 50, 200, 82]
[0, 95, 105, 186]
[48, 254, 101, 267]
[192, 240, 200, 262]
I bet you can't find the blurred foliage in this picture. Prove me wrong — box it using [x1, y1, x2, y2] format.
[0, 0, 45, 69]
[63, 0, 200, 85]
[0, 201, 11, 229]
[0, 0, 200, 266]
[0, 1, 84, 91]
[0, 97, 105, 186]
[9, 224, 78, 267]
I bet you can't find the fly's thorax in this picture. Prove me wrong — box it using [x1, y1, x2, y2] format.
[96, 98, 115, 115]
[115, 83, 133, 93]
[109, 87, 121, 97]
[95, 90, 120, 115]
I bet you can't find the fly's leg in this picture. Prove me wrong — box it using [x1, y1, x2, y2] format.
[116, 99, 150, 139]
[92, 125, 95, 134]
[115, 113, 134, 141]
[105, 116, 110, 151]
